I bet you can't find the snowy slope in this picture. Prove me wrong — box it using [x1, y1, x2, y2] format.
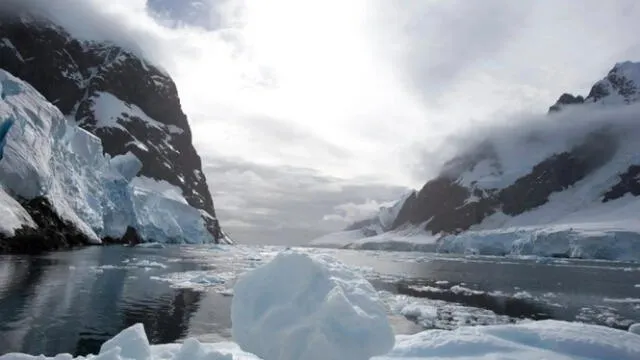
[378, 191, 417, 230]
[0, 68, 214, 247]
[311, 62, 640, 260]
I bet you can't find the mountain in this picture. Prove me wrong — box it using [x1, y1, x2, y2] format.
[312, 62, 640, 261]
[0, 14, 229, 252]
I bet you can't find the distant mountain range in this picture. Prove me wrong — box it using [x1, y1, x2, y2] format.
[313, 62, 640, 261]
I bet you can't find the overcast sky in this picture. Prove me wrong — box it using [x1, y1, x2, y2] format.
[12, 0, 640, 244]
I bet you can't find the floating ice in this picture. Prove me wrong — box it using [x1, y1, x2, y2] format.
[99, 323, 151, 359]
[231, 251, 395, 360]
[0, 323, 260, 360]
[151, 270, 233, 293]
[135, 242, 166, 249]
[123, 259, 168, 269]
[2, 257, 640, 360]
[376, 320, 640, 360]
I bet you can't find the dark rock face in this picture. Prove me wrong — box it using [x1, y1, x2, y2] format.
[586, 82, 610, 102]
[0, 17, 223, 240]
[603, 165, 640, 202]
[500, 130, 617, 215]
[0, 197, 91, 254]
[391, 130, 619, 235]
[392, 178, 497, 234]
[548, 93, 584, 113]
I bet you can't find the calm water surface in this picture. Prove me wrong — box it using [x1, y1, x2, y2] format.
[0, 245, 638, 356]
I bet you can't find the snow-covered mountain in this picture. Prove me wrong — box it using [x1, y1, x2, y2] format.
[312, 62, 640, 260]
[0, 14, 230, 252]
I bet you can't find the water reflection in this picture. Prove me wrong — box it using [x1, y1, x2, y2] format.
[0, 247, 209, 356]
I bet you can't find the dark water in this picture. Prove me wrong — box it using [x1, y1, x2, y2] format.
[0, 246, 638, 356]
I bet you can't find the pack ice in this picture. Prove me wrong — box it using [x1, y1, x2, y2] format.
[0, 69, 213, 243]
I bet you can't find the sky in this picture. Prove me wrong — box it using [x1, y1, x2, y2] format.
[8, 0, 640, 244]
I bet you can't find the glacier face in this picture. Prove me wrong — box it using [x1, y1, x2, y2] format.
[0, 68, 214, 246]
[0, 70, 104, 242]
[130, 176, 214, 244]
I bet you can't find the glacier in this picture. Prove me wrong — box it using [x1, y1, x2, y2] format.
[1, 251, 639, 360]
[130, 176, 214, 244]
[0, 68, 214, 245]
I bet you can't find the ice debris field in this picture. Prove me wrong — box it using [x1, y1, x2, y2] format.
[2, 251, 640, 360]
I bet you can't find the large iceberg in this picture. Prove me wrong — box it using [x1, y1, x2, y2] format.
[0, 68, 214, 244]
[231, 251, 395, 360]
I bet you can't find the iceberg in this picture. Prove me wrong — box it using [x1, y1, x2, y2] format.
[231, 251, 395, 360]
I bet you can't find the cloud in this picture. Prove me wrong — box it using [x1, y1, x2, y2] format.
[322, 199, 395, 224]
[202, 157, 407, 244]
[371, 0, 532, 104]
